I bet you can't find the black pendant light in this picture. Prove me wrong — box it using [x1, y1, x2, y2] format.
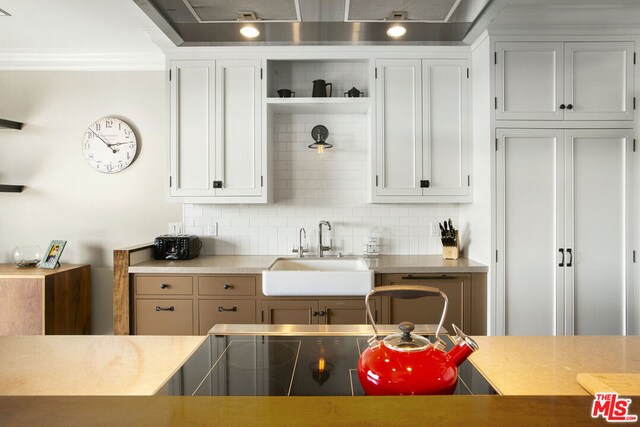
[308, 125, 332, 156]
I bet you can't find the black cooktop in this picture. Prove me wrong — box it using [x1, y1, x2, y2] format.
[160, 335, 495, 396]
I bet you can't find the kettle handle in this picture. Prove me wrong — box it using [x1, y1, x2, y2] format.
[365, 285, 449, 345]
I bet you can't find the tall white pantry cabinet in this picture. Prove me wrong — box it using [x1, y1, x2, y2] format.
[494, 40, 636, 335]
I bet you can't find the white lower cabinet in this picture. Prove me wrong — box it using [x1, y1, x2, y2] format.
[496, 128, 634, 335]
[168, 59, 266, 203]
[372, 58, 470, 203]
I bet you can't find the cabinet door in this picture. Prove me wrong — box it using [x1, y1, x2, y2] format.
[199, 299, 256, 334]
[215, 59, 262, 197]
[262, 300, 318, 324]
[496, 129, 565, 336]
[169, 60, 215, 197]
[385, 275, 466, 331]
[375, 59, 422, 196]
[319, 298, 378, 325]
[564, 130, 632, 335]
[495, 42, 564, 120]
[564, 42, 634, 121]
[422, 59, 469, 195]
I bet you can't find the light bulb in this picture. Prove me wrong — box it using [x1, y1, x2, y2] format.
[386, 25, 406, 38]
[317, 144, 324, 156]
[240, 25, 260, 38]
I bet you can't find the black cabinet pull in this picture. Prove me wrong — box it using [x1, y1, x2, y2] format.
[318, 311, 326, 317]
[401, 275, 452, 280]
[566, 104, 573, 110]
[420, 180, 430, 188]
[155, 306, 175, 312]
[559, 104, 566, 110]
[218, 306, 237, 312]
[160, 283, 170, 289]
[213, 181, 223, 188]
[566, 248, 573, 267]
[558, 249, 565, 267]
[312, 311, 319, 317]
[223, 284, 232, 290]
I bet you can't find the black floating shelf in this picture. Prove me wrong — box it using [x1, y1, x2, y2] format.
[0, 118, 23, 130]
[0, 185, 24, 193]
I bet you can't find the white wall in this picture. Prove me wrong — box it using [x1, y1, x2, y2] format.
[184, 113, 459, 256]
[0, 71, 181, 334]
[459, 34, 493, 333]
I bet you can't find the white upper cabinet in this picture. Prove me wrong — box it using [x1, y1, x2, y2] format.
[496, 41, 634, 121]
[169, 59, 266, 203]
[423, 59, 469, 196]
[169, 60, 215, 197]
[495, 43, 564, 121]
[215, 60, 262, 197]
[375, 59, 423, 197]
[373, 58, 470, 203]
[564, 42, 634, 121]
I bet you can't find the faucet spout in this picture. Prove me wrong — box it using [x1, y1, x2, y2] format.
[318, 221, 332, 257]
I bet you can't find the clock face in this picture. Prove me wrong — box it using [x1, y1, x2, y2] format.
[81, 117, 137, 174]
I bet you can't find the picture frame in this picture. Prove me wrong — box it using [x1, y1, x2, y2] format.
[40, 240, 67, 269]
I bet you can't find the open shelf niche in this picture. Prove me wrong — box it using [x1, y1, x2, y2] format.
[266, 59, 370, 115]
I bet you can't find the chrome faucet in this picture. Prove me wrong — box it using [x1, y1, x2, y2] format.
[292, 227, 307, 258]
[318, 221, 332, 257]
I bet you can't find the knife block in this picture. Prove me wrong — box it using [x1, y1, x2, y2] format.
[442, 231, 460, 260]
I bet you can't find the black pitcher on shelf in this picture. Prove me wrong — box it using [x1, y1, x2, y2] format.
[312, 79, 332, 97]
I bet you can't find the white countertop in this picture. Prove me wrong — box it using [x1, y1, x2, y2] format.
[128, 255, 488, 274]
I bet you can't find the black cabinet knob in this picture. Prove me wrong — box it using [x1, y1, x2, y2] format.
[318, 311, 326, 317]
[223, 284, 232, 289]
[160, 283, 169, 289]
[566, 104, 573, 110]
[312, 311, 319, 317]
[559, 104, 566, 110]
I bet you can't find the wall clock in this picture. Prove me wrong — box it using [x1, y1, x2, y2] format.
[81, 117, 137, 174]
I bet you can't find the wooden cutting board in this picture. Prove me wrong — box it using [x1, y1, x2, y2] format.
[577, 373, 640, 396]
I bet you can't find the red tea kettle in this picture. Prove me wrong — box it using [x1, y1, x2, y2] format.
[357, 285, 479, 395]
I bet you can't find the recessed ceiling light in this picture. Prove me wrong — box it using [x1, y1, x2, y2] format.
[240, 25, 260, 38]
[386, 25, 407, 38]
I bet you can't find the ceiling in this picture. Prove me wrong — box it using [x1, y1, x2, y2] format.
[0, 0, 639, 61]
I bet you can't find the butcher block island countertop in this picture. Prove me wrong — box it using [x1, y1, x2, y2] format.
[0, 335, 205, 396]
[1, 333, 638, 426]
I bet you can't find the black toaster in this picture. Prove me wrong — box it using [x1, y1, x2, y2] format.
[154, 234, 201, 260]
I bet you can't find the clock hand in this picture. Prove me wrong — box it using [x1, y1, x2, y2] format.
[88, 128, 117, 153]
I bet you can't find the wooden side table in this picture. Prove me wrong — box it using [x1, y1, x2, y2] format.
[0, 264, 91, 335]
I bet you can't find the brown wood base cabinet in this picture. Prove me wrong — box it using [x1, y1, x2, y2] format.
[261, 298, 380, 325]
[0, 264, 91, 335]
[382, 273, 487, 335]
[129, 271, 485, 335]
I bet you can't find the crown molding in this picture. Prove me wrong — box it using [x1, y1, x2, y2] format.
[487, 25, 640, 38]
[0, 49, 164, 71]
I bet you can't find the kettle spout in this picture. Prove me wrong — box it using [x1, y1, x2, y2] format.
[447, 324, 480, 367]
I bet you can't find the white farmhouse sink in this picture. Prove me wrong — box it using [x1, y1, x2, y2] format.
[262, 257, 374, 296]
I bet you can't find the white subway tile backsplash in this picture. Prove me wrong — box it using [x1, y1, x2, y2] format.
[184, 113, 458, 255]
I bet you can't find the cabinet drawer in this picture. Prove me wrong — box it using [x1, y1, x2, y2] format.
[135, 299, 193, 335]
[198, 276, 256, 296]
[136, 276, 193, 295]
[199, 299, 256, 334]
